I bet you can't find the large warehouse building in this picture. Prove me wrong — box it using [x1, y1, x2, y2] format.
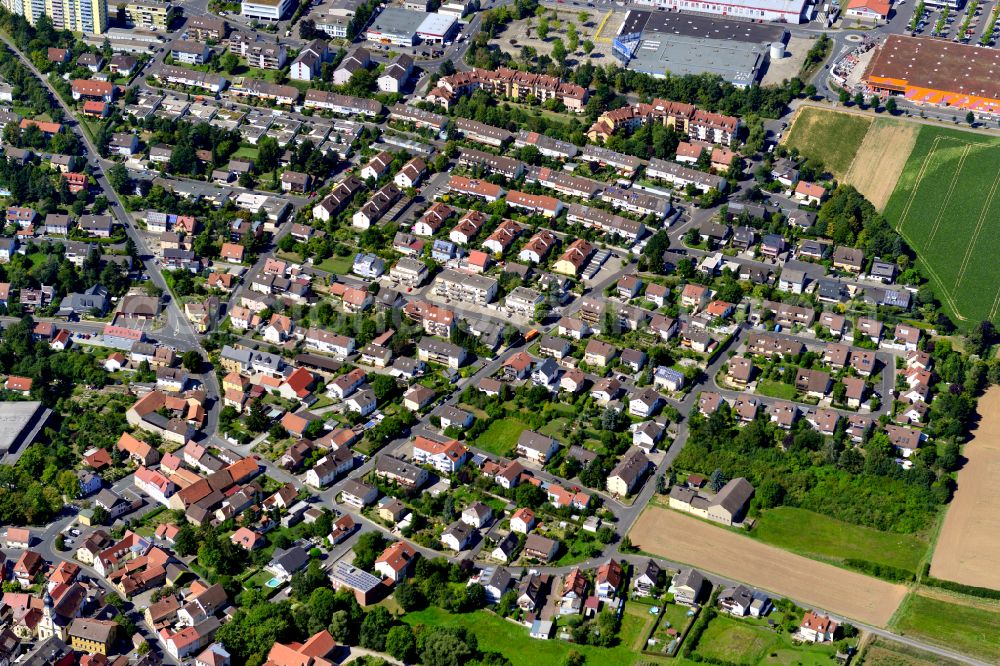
[633, 0, 809, 23]
[615, 11, 787, 88]
[365, 7, 457, 46]
[0, 401, 52, 464]
[864, 35, 1000, 113]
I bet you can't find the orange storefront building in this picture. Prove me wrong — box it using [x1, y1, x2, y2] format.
[864, 35, 1000, 113]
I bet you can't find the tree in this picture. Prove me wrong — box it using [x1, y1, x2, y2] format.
[370, 374, 397, 400]
[885, 97, 897, 114]
[421, 628, 476, 666]
[536, 17, 549, 39]
[564, 650, 586, 666]
[854, 92, 865, 108]
[216, 599, 294, 664]
[582, 40, 594, 54]
[551, 38, 567, 63]
[967, 110, 976, 125]
[257, 136, 280, 173]
[222, 51, 240, 74]
[514, 482, 547, 508]
[709, 468, 726, 492]
[394, 580, 424, 610]
[245, 399, 269, 432]
[460, 583, 486, 611]
[174, 524, 198, 556]
[328, 610, 352, 643]
[91, 505, 109, 525]
[352, 532, 386, 571]
[566, 23, 579, 51]
[386, 625, 417, 662]
[967, 320, 996, 356]
[756, 479, 785, 508]
[299, 18, 318, 39]
[108, 163, 130, 193]
[291, 560, 327, 600]
[360, 606, 394, 651]
[182, 350, 201, 373]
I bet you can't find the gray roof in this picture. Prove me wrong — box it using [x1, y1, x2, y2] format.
[493, 532, 518, 556]
[375, 455, 426, 484]
[673, 568, 705, 593]
[609, 447, 651, 486]
[709, 477, 754, 515]
[270, 545, 309, 573]
[342, 478, 376, 500]
[517, 430, 557, 454]
[483, 566, 512, 591]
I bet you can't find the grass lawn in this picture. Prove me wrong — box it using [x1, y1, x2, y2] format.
[693, 614, 839, 665]
[538, 417, 570, 438]
[402, 607, 667, 666]
[891, 593, 1000, 663]
[755, 380, 798, 400]
[310, 394, 335, 410]
[660, 603, 694, 633]
[784, 107, 872, 178]
[474, 418, 528, 456]
[695, 615, 772, 664]
[233, 145, 260, 160]
[749, 506, 928, 574]
[317, 254, 355, 275]
[883, 124, 1000, 325]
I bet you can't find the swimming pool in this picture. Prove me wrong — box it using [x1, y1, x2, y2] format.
[265, 577, 282, 588]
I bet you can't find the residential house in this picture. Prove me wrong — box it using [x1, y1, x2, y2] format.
[669, 568, 706, 606]
[375, 541, 417, 583]
[607, 447, 650, 496]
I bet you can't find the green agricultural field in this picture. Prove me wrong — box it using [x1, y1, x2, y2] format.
[884, 125, 1000, 325]
[750, 507, 929, 574]
[784, 107, 872, 178]
[474, 418, 528, 456]
[891, 593, 1000, 663]
[401, 607, 667, 666]
[692, 613, 840, 665]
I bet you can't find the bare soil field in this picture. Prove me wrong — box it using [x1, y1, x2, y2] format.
[844, 118, 920, 210]
[759, 36, 811, 87]
[930, 386, 1000, 589]
[630, 507, 907, 626]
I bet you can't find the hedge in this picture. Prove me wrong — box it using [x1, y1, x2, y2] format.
[842, 558, 915, 583]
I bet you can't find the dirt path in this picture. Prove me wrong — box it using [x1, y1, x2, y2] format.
[844, 118, 920, 210]
[930, 386, 1000, 589]
[629, 508, 907, 627]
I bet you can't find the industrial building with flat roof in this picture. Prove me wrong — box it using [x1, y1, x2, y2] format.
[864, 35, 1000, 113]
[615, 11, 787, 88]
[632, 0, 808, 22]
[365, 7, 457, 46]
[0, 401, 52, 463]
